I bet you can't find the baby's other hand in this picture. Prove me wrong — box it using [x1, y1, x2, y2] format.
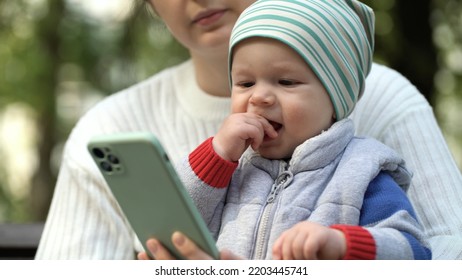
[272, 221, 346, 260]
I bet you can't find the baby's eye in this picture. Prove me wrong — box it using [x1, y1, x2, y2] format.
[237, 81, 255, 88]
[278, 79, 298, 86]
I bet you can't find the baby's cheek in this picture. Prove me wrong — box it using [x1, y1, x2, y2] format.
[230, 100, 248, 114]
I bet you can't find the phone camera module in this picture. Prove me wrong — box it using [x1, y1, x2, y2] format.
[92, 148, 106, 159]
[100, 161, 113, 172]
[107, 154, 120, 164]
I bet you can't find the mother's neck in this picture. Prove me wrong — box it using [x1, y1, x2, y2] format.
[191, 51, 231, 98]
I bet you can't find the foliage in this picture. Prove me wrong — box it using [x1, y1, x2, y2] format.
[0, 0, 188, 222]
[432, 0, 462, 97]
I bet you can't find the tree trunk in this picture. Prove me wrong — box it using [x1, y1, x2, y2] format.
[393, 1, 438, 105]
[28, 0, 64, 221]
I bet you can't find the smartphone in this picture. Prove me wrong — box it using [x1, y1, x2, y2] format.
[87, 132, 219, 260]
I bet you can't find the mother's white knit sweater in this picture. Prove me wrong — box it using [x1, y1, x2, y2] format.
[35, 60, 462, 259]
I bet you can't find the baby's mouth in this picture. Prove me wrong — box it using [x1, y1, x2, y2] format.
[269, 120, 282, 132]
[264, 120, 282, 141]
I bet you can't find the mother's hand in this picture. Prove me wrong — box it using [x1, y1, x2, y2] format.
[137, 231, 242, 260]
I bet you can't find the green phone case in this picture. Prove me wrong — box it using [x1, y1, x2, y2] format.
[87, 132, 219, 260]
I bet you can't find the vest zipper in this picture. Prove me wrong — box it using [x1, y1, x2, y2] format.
[252, 162, 293, 259]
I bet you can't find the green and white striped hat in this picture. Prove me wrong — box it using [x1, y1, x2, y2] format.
[229, 0, 375, 120]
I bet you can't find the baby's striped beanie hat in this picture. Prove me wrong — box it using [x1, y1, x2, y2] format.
[229, 0, 375, 120]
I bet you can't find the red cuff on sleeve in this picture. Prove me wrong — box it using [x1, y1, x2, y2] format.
[330, 225, 376, 260]
[188, 137, 238, 189]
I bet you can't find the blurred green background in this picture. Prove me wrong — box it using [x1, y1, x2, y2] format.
[0, 0, 460, 223]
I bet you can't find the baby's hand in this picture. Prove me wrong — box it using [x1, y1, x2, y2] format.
[213, 113, 277, 161]
[272, 221, 346, 260]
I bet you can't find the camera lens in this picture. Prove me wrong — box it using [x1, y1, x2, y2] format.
[100, 161, 113, 172]
[107, 154, 120, 164]
[92, 148, 105, 159]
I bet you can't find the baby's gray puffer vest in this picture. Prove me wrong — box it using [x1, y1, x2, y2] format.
[213, 119, 413, 259]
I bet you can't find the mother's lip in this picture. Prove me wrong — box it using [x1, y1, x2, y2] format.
[192, 9, 227, 24]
